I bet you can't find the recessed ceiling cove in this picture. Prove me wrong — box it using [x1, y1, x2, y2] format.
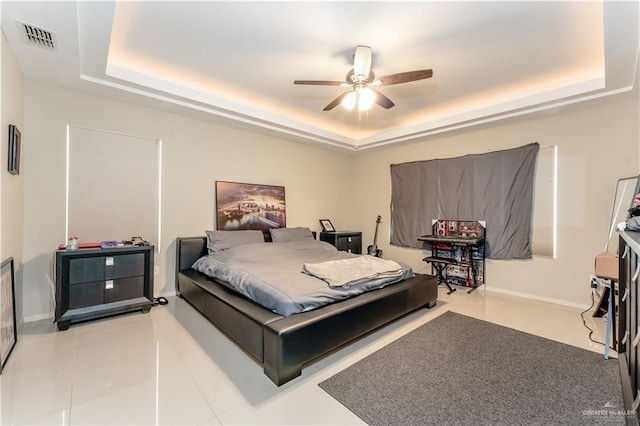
[2, 1, 638, 150]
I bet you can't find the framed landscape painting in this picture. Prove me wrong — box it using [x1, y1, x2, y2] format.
[216, 181, 286, 231]
[0, 257, 17, 373]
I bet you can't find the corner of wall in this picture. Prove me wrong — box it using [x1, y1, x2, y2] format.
[1, 30, 26, 328]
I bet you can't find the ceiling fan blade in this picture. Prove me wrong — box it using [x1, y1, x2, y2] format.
[353, 45, 372, 78]
[323, 92, 349, 111]
[378, 69, 433, 85]
[294, 80, 344, 86]
[371, 89, 395, 109]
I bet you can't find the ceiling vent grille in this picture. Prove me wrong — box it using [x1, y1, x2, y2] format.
[16, 20, 57, 51]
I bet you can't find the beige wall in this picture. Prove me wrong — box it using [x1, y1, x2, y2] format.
[22, 81, 357, 321]
[18, 77, 640, 320]
[1, 33, 25, 325]
[352, 92, 640, 307]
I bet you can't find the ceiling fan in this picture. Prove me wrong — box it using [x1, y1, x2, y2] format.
[294, 45, 433, 112]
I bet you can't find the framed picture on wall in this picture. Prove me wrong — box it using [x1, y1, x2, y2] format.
[0, 257, 17, 374]
[215, 181, 286, 231]
[8, 125, 21, 175]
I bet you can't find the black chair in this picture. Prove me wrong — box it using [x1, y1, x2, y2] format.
[422, 256, 457, 294]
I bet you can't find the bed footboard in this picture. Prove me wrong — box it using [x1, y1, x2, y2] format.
[263, 273, 437, 385]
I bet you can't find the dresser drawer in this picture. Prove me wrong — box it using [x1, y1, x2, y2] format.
[68, 277, 145, 308]
[68, 257, 105, 284]
[104, 276, 145, 303]
[335, 235, 362, 253]
[68, 252, 145, 284]
[69, 281, 105, 308]
[105, 253, 145, 279]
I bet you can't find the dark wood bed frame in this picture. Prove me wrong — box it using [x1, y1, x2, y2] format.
[175, 235, 438, 385]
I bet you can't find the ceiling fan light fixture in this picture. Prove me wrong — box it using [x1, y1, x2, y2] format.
[358, 88, 376, 111]
[294, 45, 432, 112]
[342, 91, 357, 110]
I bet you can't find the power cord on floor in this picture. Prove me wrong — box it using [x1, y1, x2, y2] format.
[580, 288, 616, 353]
[153, 296, 169, 307]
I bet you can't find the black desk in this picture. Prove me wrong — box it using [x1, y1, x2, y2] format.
[418, 235, 485, 293]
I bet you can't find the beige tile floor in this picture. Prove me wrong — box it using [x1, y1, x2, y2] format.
[0, 285, 611, 425]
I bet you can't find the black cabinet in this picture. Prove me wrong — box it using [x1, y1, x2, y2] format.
[320, 231, 362, 254]
[618, 233, 640, 420]
[54, 246, 154, 330]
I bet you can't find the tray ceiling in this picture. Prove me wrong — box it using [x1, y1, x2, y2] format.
[2, 1, 638, 150]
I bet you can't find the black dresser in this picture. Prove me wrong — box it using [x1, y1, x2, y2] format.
[54, 245, 154, 330]
[617, 232, 640, 420]
[319, 231, 362, 254]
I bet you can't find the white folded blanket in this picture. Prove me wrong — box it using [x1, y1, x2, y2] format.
[302, 256, 404, 288]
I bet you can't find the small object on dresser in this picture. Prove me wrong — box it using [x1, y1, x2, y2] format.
[100, 240, 119, 249]
[67, 237, 78, 250]
[130, 236, 149, 246]
[122, 237, 149, 246]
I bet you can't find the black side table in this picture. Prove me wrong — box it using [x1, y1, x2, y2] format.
[319, 231, 362, 254]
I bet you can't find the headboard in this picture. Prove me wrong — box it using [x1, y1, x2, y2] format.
[176, 232, 274, 273]
[259, 229, 316, 242]
[175, 230, 317, 283]
[176, 236, 207, 273]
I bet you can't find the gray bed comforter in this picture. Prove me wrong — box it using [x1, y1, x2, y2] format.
[191, 240, 413, 316]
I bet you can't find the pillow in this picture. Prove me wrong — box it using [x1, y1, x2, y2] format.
[205, 230, 264, 254]
[270, 227, 315, 243]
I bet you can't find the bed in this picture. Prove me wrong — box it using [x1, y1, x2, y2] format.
[175, 229, 438, 385]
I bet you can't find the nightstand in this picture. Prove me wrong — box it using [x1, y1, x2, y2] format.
[319, 231, 362, 254]
[54, 245, 154, 330]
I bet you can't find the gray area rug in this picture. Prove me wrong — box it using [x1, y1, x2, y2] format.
[319, 311, 628, 425]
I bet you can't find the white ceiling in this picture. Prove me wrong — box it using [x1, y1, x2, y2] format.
[2, 1, 639, 150]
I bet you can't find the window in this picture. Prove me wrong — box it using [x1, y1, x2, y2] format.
[531, 145, 557, 258]
[390, 143, 539, 259]
[66, 126, 161, 250]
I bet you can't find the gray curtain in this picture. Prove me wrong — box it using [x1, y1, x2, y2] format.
[390, 143, 539, 259]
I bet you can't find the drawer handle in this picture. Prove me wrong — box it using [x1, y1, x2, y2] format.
[623, 245, 629, 259]
[105, 257, 114, 266]
[633, 264, 640, 282]
[622, 288, 629, 302]
[105, 280, 114, 290]
[622, 330, 629, 345]
[633, 394, 640, 411]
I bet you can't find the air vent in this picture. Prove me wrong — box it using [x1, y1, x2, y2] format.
[16, 20, 57, 51]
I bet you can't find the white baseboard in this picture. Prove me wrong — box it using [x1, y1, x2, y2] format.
[22, 288, 587, 323]
[484, 285, 592, 311]
[157, 289, 176, 298]
[23, 290, 178, 324]
[24, 312, 54, 323]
